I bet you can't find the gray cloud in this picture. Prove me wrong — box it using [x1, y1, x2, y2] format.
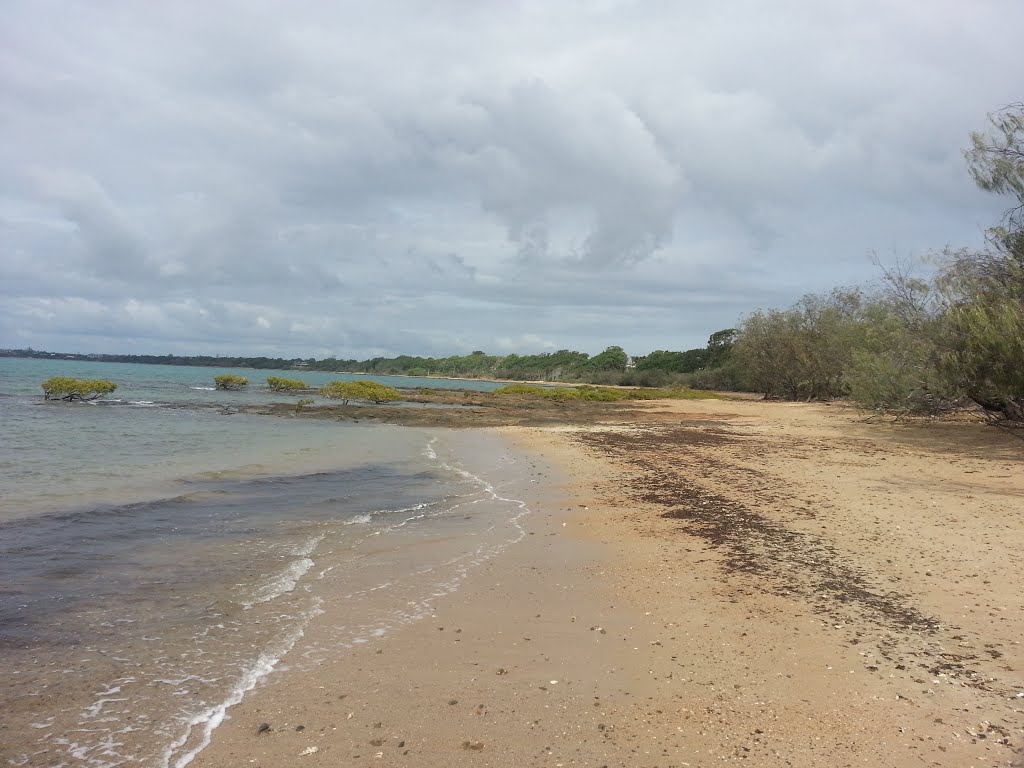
[1, 1, 1022, 358]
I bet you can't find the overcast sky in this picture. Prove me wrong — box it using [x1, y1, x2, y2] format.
[2, 1, 1022, 359]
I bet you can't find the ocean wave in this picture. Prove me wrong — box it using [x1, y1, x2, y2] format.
[188, 386, 216, 391]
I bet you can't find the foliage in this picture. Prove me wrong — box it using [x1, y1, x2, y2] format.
[937, 239, 1024, 421]
[214, 375, 249, 390]
[843, 299, 956, 415]
[295, 398, 315, 412]
[320, 380, 402, 404]
[634, 348, 707, 373]
[266, 376, 307, 392]
[705, 328, 738, 369]
[493, 384, 720, 402]
[41, 377, 117, 401]
[965, 103, 1024, 231]
[954, 102, 1024, 420]
[587, 345, 629, 371]
[732, 289, 865, 400]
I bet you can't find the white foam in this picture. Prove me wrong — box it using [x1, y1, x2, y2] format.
[343, 514, 373, 525]
[160, 601, 324, 768]
[242, 557, 312, 608]
[189, 386, 216, 391]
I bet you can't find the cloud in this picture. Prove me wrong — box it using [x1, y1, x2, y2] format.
[1, 1, 1022, 357]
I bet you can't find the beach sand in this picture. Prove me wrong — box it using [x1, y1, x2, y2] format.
[192, 398, 1023, 767]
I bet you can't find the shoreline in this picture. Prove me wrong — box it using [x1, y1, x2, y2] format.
[190, 398, 1023, 767]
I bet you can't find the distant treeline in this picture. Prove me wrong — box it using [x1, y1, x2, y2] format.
[0, 331, 738, 388]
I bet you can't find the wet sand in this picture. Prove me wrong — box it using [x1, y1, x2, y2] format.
[193, 397, 1024, 767]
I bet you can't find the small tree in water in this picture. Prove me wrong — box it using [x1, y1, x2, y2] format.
[42, 377, 117, 401]
[214, 375, 248, 390]
[320, 380, 402, 404]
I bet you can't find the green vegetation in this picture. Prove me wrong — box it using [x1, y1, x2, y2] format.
[492, 384, 720, 402]
[214, 375, 249, 390]
[41, 377, 117, 401]
[320, 380, 402, 404]
[726, 103, 1024, 421]
[266, 376, 307, 392]
[294, 398, 315, 412]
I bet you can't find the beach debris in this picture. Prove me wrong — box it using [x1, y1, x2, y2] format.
[448, 699, 458, 705]
[295, 725, 305, 732]
[370, 738, 385, 747]
[461, 740, 485, 751]
[298, 746, 319, 756]
[256, 722, 271, 735]
[495, 667, 508, 676]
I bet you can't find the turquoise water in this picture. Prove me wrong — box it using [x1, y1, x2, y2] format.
[0, 357, 536, 768]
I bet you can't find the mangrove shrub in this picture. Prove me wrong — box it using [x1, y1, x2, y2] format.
[41, 377, 117, 401]
[214, 375, 249, 390]
[266, 376, 307, 392]
[320, 380, 402, 404]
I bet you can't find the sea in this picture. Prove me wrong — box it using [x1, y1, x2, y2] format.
[0, 358, 537, 767]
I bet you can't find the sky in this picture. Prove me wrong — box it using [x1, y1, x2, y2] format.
[2, 1, 1023, 360]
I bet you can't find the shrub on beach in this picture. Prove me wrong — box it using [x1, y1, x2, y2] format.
[214, 375, 249, 390]
[320, 380, 402, 404]
[266, 376, 307, 392]
[41, 377, 117, 401]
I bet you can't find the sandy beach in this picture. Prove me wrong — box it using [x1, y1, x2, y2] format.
[192, 397, 1023, 768]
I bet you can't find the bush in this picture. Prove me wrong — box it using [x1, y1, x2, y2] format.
[41, 377, 117, 401]
[267, 376, 307, 392]
[320, 380, 402, 404]
[938, 241, 1024, 420]
[214, 375, 249, 390]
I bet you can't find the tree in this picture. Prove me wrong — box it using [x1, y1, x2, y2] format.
[320, 380, 402, 404]
[938, 239, 1024, 421]
[266, 376, 307, 392]
[705, 328, 738, 369]
[588, 345, 629, 371]
[732, 289, 865, 400]
[214, 375, 248, 390]
[951, 103, 1024, 420]
[41, 377, 117, 401]
[966, 103, 1024, 231]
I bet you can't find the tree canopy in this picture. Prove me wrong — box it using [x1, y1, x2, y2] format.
[266, 376, 307, 392]
[42, 377, 117, 401]
[214, 375, 249, 390]
[320, 380, 402, 404]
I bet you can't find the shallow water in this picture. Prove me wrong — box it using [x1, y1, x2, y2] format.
[0, 359, 534, 767]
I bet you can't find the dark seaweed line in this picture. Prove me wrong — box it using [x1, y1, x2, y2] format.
[574, 425, 1014, 697]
